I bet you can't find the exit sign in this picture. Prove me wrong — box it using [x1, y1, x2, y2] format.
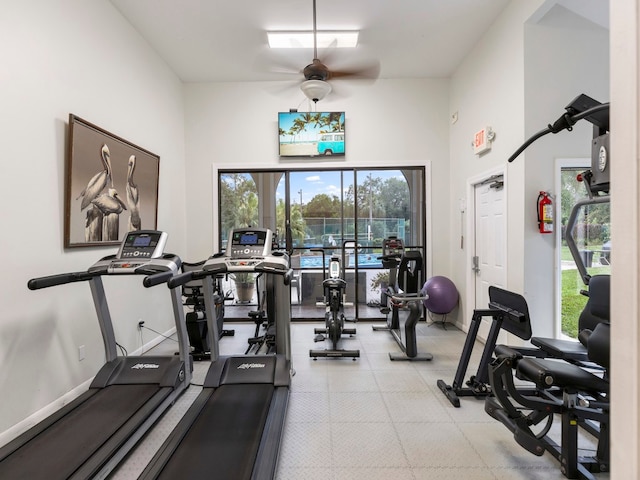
[473, 127, 493, 155]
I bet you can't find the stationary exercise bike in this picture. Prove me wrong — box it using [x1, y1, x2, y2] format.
[309, 249, 359, 360]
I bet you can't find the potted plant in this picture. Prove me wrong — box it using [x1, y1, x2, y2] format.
[370, 270, 390, 291]
[231, 272, 256, 303]
[370, 270, 391, 305]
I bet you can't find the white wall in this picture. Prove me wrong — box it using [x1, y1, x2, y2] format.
[0, 0, 186, 441]
[183, 78, 450, 270]
[449, 0, 544, 329]
[448, 0, 609, 340]
[522, 4, 609, 337]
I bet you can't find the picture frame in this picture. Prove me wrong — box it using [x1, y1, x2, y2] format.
[64, 114, 160, 248]
[278, 111, 345, 157]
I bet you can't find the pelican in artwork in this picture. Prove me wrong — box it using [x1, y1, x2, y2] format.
[77, 144, 112, 210]
[84, 205, 104, 242]
[126, 155, 141, 230]
[91, 188, 127, 241]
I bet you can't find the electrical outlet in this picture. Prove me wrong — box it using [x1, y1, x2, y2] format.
[137, 319, 144, 330]
[78, 345, 85, 361]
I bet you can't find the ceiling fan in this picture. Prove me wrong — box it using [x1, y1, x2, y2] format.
[272, 0, 380, 102]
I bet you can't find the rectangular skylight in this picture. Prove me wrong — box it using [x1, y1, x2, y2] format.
[267, 31, 359, 49]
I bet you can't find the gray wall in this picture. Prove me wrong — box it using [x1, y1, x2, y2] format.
[0, 0, 187, 441]
[448, 0, 609, 342]
[183, 78, 450, 269]
[522, 4, 609, 337]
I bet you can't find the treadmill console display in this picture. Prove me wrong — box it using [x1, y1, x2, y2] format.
[89, 230, 177, 275]
[118, 231, 167, 259]
[228, 228, 271, 258]
[204, 228, 288, 274]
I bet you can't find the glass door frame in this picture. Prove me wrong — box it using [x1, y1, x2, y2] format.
[218, 166, 427, 321]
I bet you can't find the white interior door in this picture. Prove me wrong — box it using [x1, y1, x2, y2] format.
[473, 178, 506, 338]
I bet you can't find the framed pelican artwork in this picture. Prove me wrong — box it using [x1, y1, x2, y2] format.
[64, 114, 160, 247]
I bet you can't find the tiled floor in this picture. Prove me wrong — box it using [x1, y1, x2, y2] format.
[112, 319, 608, 480]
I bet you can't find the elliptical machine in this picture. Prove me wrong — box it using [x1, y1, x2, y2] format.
[310, 248, 359, 360]
[374, 236, 405, 330]
[373, 236, 432, 361]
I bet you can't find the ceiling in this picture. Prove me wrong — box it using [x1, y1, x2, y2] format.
[109, 0, 609, 84]
[109, 0, 513, 83]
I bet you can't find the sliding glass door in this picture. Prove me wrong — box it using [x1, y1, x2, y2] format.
[219, 167, 425, 321]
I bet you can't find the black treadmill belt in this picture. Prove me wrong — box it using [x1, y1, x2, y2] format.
[0, 383, 161, 479]
[158, 383, 274, 480]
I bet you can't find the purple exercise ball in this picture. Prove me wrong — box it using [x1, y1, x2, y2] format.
[421, 276, 459, 314]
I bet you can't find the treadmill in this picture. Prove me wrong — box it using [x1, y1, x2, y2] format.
[140, 228, 292, 480]
[0, 230, 191, 480]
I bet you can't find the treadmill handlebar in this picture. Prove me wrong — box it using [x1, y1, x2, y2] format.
[165, 262, 292, 289]
[253, 266, 293, 285]
[28, 271, 97, 290]
[143, 270, 174, 288]
[167, 271, 194, 289]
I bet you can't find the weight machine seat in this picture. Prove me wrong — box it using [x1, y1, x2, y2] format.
[578, 274, 610, 332]
[530, 274, 610, 361]
[584, 322, 610, 370]
[530, 337, 589, 361]
[494, 322, 610, 395]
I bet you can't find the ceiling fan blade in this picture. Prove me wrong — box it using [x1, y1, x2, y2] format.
[329, 59, 380, 80]
[253, 47, 304, 78]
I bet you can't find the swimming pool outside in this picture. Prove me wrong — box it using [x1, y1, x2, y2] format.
[299, 253, 382, 268]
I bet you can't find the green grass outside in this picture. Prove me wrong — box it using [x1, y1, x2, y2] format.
[561, 266, 609, 337]
[560, 244, 608, 261]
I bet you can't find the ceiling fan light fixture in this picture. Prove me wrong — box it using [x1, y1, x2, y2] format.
[267, 31, 358, 49]
[300, 79, 332, 102]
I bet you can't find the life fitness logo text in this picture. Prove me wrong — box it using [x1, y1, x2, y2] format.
[237, 363, 266, 370]
[131, 363, 160, 370]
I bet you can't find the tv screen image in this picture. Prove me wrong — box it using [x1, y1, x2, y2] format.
[278, 111, 345, 157]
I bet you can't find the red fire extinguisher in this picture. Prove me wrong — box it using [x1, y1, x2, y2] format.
[537, 191, 553, 234]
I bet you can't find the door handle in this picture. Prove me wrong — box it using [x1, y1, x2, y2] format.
[472, 256, 480, 274]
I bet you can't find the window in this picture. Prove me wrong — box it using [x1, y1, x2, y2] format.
[219, 167, 426, 320]
[558, 165, 611, 338]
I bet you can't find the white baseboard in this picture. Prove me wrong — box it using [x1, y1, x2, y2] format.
[0, 377, 92, 448]
[132, 326, 177, 356]
[0, 326, 178, 448]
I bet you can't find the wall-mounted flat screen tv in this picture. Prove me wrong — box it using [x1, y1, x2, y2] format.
[278, 111, 345, 157]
